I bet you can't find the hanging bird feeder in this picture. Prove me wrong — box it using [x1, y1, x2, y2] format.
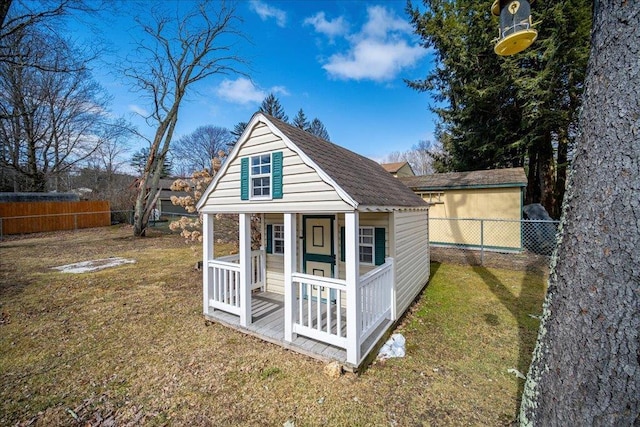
[491, 0, 538, 56]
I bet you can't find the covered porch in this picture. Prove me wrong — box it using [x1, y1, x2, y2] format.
[204, 291, 393, 367]
[202, 212, 396, 368]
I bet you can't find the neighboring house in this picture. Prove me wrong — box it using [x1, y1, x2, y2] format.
[130, 177, 191, 219]
[196, 113, 431, 369]
[155, 178, 190, 218]
[380, 161, 415, 177]
[399, 168, 527, 250]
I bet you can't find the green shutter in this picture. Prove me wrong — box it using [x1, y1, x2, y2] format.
[240, 157, 249, 200]
[374, 227, 386, 265]
[340, 226, 345, 262]
[272, 151, 283, 199]
[266, 224, 273, 254]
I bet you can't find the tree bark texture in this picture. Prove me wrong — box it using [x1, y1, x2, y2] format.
[520, 1, 640, 425]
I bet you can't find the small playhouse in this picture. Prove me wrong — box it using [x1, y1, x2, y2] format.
[196, 113, 431, 369]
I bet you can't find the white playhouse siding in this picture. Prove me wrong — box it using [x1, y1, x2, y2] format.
[263, 212, 393, 293]
[200, 123, 352, 214]
[393, 210, 430, 316]
[264, 213, 285, 294]
[337, 212, 390, 279]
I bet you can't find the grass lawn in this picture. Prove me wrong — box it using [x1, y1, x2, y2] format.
[0, 226, 546, 426]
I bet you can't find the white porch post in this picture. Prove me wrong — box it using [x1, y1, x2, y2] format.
[387, 257, 397, 321]
[345, 211, 361, 366]
[389, 211, 397, 321]
[239, 213, 252, 327]
[284, 213, 297, 342]
[202, 213, 214, 315]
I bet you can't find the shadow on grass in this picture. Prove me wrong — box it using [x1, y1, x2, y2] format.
[429, 260, 442, 282]
[440, 208, 547, 414]
[470, 262, 546, 415]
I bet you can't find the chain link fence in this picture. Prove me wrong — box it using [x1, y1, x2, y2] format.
[429, 217, 560, 265]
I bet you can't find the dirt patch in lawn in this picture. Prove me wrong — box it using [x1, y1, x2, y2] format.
[0, 226, 547, 426]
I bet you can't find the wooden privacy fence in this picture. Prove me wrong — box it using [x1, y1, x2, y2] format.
[0, 201, 111, 237]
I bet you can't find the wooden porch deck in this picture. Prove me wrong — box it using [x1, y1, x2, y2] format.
[204, 291, 392, 368]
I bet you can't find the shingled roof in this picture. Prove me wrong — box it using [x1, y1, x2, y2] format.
[399, 168, 527, 190]
[380, 161, 409, 173]
[265, 115, 427, 208]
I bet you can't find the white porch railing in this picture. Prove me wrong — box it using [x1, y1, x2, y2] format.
[208, 259, 241, 315]
[216, 249, 265, 290]
[359, 258, 394, 343]
[207, 249, 265, 315]
[291, 272, 348, 349]
[287, 259, 395, 356]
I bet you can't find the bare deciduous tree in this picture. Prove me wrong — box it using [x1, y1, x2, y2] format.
[124, 0, 247, 237]
[0, 24, 110, 191]
[383, 140, 435, 176]
[172, 125, 233, 175]
[1, 0, 101, 72]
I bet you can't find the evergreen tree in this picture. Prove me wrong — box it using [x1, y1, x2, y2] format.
[231, 121, 247, 139]
[406, 0, 592, 218]
[292, 108, 309, 130]
[259, 93, 288, 122]
[130, 147, 172, 178]
[307, 118, 330, 141]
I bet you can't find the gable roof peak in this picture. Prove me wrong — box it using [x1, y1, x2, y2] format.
[197, 112, 428, 210]
[261, 114, 427, 208]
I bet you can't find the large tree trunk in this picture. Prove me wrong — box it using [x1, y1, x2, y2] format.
[519, 1, 640, 425]
[132, 109, 179, 237]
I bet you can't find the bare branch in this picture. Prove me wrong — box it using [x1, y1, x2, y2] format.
[123, 0, 249, 236]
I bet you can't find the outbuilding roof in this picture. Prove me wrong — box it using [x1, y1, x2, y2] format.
[380, 161, 410, 173]
[399, 168, 527, 190]
[266, 115, 427, 208]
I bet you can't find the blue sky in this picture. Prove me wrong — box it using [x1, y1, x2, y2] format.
[80, 1, 436, 162]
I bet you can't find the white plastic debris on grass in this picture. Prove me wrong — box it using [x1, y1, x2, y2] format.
[377, 333, 406, 360]
[52, 257, 136, 274]
[507, 368, 526, 379]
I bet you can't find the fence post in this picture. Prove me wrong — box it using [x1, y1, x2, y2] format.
[480, 219, 484, 266]
[0, 217, 3, 241]
[74, 213, 78, 231]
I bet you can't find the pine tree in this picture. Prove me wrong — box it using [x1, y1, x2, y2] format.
[292, 108, 309, 130]
[259, 93, 288, 122]
[130, 147, 172, 178]
[231, 121, 247, 139]
[307, 118, 330, 141]
[406, 0, 592, 218]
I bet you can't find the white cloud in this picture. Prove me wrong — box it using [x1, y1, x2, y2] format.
[312, 6, 427, 82]
[323, 39, 425, 82]
[216, 78, 265, 105]
[250, 0, 287, 28]
[303, 11, 349, 40]
[215, 78, 289, 105]
[270, 85, 290, 96]
[128, 104, 149, 116]
[361, 5, 412, 39]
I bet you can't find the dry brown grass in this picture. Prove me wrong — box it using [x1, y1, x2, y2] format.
[0, 226, 547, 426]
